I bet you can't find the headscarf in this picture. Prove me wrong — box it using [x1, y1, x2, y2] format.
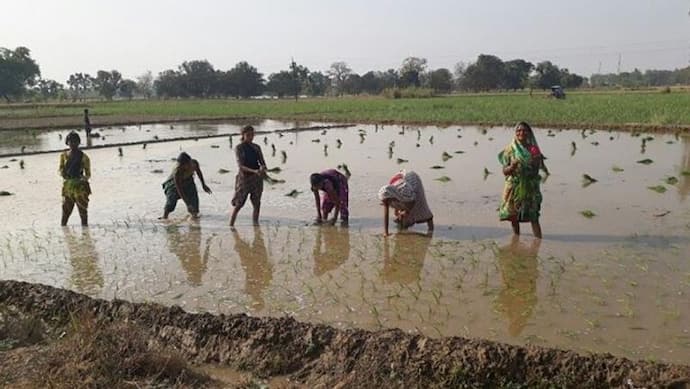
[378, 170, 416, 202]
[498, 122, 543, 166]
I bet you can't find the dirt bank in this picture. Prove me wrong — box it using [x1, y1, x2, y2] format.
[0, 280, 688, 388]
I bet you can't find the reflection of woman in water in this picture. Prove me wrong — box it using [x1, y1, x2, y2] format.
[494, 235, 540, 337]
[64, 228, 103, 295]
[380, 232, 433, 284]
[165, 225, 210, 286]
[232, 227, 273, 311]
[312, 227, 350, 276]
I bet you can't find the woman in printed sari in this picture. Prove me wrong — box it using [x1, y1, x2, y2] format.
[378, 170, 434, 236]
[498, 122, 549, 239]
[59, 131, 91, 226]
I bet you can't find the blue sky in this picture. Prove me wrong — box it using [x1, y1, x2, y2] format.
[4, 0, 689, 82]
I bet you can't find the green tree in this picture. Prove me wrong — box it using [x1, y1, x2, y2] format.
[327, 61, 351, 96]
[66, 73, 93, 101]
[532, 61, 562, 89]
[460, 54, 504, 91]
[227, 61, 264, 98]
[154, 70, 182, 98]
[178, 60, 216, 97]
[288, 59, 309, 100]
[429, 68, 453, 93]
[35, 79, 64, 100]
[559, 69, 585, 89]
[0, 46, 41, 102]
[399, 57, 427, 88]
[93, 70, 122, 100]
[266, 71, 294, 98]
[502, 59, 534, 90]
[118, 79, 138, 100]
[361, 71, 384, 94]
[305, 71, 329, 96]
[342, 73, 363, 95]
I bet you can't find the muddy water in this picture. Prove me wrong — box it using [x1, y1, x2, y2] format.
[0, 119, 304, 155]
[0, 122, 688, 364]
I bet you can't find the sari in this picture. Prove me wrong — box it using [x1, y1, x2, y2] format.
[498, 131, 545, 223]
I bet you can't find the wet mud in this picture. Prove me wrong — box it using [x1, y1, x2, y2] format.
[0, 280, 687, 388]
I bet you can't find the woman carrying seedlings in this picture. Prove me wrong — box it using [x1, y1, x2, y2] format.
[498, 121, 549, 239]
[161, 152, 212, 219]
[378, 170, 434, 236]
[310, 169, 349, 226]
[230, 125, 267, 226]
[59, 131, 92, 226]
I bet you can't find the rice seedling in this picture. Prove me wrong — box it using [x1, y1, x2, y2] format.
[441, 152, 452, 162]
[396, 158, 408, 164]
[285, 189, 302, 197]
[582, 174, 597, 187]
[580, 210, 596, 218]
[0, 191, 13, 196]
[665, 176, 678, 185]
[217, 168, 230, 174]
[647, 185, 667, 194]
[19, 160, 24, 169]
[150, 169, 164, 174]
[612, 166, 624, 172]
[435, 176, 451, 183]
[280, 151, 287, 164]
[637, 158, 653, 165]
[430, 165, 444, 169]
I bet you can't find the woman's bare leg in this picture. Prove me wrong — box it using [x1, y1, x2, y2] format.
[531, 220, 542, 239]
[511, 220, 520, 235]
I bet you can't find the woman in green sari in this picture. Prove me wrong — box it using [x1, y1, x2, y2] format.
[498, 122, 549, 239]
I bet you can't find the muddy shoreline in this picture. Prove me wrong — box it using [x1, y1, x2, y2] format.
[0, 280, 687, 388]
[2, 114, 689, 134]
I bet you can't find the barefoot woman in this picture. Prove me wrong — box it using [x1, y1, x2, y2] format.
[498, 122, 549, 239]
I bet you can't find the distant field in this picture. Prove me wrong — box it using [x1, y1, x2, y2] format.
[1, 91, 690, 131]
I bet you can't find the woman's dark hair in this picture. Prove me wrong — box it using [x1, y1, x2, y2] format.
[516, 121, 532, 133]
[65, 131, 81, 145]
[310, 173, 324, 187]
[177, 152, 192, 164]
[241, 125, 254, 134]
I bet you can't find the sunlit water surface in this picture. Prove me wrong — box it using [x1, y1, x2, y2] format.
[1, 121, 688, 363]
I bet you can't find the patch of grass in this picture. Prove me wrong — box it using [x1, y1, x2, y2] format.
[4, 92, 690, 130]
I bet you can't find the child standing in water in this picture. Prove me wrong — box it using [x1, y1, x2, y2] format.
[59, 131, 92, 226]
[230, 125, 267, 226]
[310, 169, 349, 226]
[160, 152, 212, 219]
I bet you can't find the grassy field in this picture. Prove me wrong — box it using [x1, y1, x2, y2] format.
[1, 91, 690, 131]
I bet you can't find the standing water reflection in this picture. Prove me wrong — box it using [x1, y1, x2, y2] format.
[165, 224, 211, 286]
[312, 226, 350, 276]
[381, 233, 433, 285]
[232, 227, 273, 311]
[64, 228, 103, 295]
[494, 236, 540, 337]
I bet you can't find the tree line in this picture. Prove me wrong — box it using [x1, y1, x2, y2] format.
[590, 67, 690, 88]
[4, 45, 687, 102]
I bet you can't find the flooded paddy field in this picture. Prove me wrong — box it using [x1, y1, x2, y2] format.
[1, 121, 689, 364]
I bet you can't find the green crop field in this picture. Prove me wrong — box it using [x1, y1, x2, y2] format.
[2, 91, 690, 131]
